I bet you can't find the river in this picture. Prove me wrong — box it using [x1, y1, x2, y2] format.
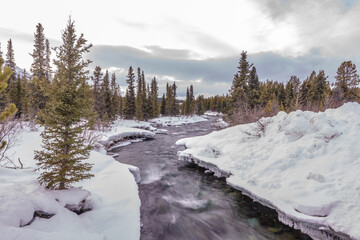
[112, 117, 311, 240]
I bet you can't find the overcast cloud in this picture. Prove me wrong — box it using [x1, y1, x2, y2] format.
[0, 0, 359, 97]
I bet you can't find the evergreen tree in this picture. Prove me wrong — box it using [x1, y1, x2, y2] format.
[189, 84, 194, 114]
[5, 39, 16, 74]
[230, 51, 251, 113]
[195, 95, 205, 115]
[309, 70, 328, 105]
[247, 66, 260, 109]
[35, 18, 94, 190]
[29, 23, 50, 120]
[334, 61, 359, 101]
[160, 93, 166, 115]
[124, 66, 136, 119]
[110, 72, 120, 120]
[150, 77, 159, 118]
[30, 23, 46, 80]
[143, 83, 152, 120]
[141, 71, 147, 119]
[20, 70, 30, 117]
[44, 39, 52, 81]
[101, 70, 111, 121]
[185, 87, 191, 115]
[135, 67, 143, 120]
[91, 66, 104, 118]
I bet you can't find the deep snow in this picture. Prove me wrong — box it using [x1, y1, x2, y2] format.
[0, 115, 209, 240]
[176, 103, 360, 239]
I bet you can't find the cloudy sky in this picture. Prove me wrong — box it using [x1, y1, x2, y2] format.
[1, 0, 359, 97]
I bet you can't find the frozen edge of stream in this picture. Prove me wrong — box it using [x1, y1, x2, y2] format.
[177, 152, 352, 240]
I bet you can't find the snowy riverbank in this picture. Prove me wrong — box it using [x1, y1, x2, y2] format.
[176, 103, 360, 240]
[0, 114, 210, 240]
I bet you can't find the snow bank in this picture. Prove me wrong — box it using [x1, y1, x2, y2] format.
[150, 115, 208, 127]
[176, 102, 360, 240]
[0, 125, 141, 240]
[99, 126, 155, 149]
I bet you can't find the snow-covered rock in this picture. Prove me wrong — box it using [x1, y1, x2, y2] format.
[176, 102, 360, 240]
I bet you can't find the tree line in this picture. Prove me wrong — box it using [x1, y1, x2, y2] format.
[226, 51, 360, 124]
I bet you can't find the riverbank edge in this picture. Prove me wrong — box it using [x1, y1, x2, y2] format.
[177, 152, 352, 240]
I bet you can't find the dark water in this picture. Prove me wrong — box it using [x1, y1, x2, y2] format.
[113, 117, 311, 240]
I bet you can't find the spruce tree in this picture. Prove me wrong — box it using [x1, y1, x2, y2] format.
[230, 51, 251, 113]
[44, 39, 52, 81]
[35, 18, 94, 190]
[29, 23, 49, 120]
[189, 84, 194, 114]
[5, 39, 16, 107]
[135, 67, 143, 120]
[91, 66, 103, 118]
[150, 77, 159, 118]
[30, 23, 46, 80]
[101, 70, 111, 121]
[334, 61, 359, 101]
[110, 72, 120, 120]
[185, 87, 190, 115]
[160, 93, 166, 115]
[5, 39, 16, 73]
[141, 71, 147, 119]
[124, 66, 136, 119]
[247, 66, 260, 109]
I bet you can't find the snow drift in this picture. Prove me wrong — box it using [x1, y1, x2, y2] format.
[176, 102, 360, 240]
[0, 124, 142, 240]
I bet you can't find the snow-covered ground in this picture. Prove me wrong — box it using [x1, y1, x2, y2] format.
[150, 115, 208, 127]
[0, 125, 142, 240]
[177, 103, 360, 240]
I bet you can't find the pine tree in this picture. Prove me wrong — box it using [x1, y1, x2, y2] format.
[5, 39, 16, 74]
[171, 82, 178, 115]
[195, 95, 205, 115]
[30, 23, 46, 80]
[91, 66, 103, 118]
[189, 84, 194, 114]
[230, 51, 251, 113]
[135, 67, 143, 120]
[160, 93, 166, 115]
[185, 87, 191, 115]
[29, 23, 50, 120]
[44, 39, 52, 81]
[124, 66, 136, 119]
[150, 77, 159, 118]
[110, 72, 120, 120]
[20, 70, 30, 117]
[101, 70, 111, 121]
[141, 71, 147, 119]
[247, 66, 260, 109]
[143, 83, 152, 120]
[334, 61, 359, 101]
[35, 18, 94, 190]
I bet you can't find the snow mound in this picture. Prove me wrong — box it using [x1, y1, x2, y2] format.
[176, 102, 360, 239]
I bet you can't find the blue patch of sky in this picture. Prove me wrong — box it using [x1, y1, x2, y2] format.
[341, 0, 357, 8]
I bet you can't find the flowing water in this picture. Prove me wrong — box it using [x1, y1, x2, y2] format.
[112, 117, 311, 240]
